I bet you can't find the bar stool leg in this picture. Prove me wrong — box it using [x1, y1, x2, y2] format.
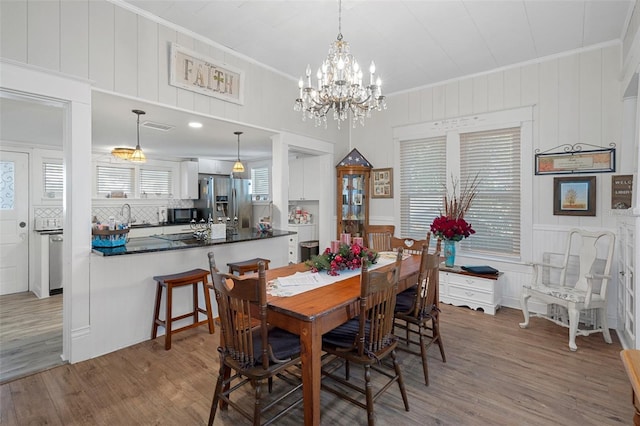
[152, 282, 162, 339]
[192, 280, 198, 326]
[165, 283, 173, 350]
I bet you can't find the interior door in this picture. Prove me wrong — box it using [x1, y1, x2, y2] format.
[0, 150, 29, 295]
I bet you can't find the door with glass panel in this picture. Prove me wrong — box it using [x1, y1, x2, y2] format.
[0, 150, 29, 295]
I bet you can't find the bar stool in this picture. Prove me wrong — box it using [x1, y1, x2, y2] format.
[152, 268, 215, 350]
[227, 258, 271, 276]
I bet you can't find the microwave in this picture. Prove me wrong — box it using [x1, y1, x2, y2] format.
[167, 208, 198, 224]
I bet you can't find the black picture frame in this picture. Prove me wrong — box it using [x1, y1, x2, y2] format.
[553, 176, 596, 216]
[535, 148, 615, 175]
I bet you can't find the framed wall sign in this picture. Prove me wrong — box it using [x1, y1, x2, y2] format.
[169, 43, 245, 105]
[371, 168, 393, 198]
[611, 174, 633, 209]
[535, 145, 615, 175]
[553, 176, 596, 216]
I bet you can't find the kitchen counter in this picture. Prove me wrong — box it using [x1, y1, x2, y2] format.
[92, 229, 294, 256]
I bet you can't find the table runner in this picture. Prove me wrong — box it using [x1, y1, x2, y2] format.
[267, 252, 407, 297]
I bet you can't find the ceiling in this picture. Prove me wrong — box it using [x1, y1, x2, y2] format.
[1, 0, 634, 162]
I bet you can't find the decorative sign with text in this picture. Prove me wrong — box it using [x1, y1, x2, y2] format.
[169, 43, 244, 105]
[611, 174, 633, 209]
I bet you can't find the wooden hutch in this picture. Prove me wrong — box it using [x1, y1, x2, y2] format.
[336, 148, 372, 239]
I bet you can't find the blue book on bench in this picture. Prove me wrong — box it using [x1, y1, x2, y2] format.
[461, 265, 499, 275]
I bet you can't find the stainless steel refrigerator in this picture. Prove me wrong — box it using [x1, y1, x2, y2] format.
[194, 174, 253, 230]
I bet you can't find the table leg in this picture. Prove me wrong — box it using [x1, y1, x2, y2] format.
[300, 321, 321, 426]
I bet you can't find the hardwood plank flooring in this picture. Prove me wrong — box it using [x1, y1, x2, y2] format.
[0, 292, 64, 384]
[0, 305, 634, 425]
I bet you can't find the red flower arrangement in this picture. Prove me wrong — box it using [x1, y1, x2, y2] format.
[430, 215, 475, 242]
[305, 242, 379, 276]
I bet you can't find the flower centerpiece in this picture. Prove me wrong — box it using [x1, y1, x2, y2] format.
[431, 174, 480, 267]
[306, 242, 379, 276]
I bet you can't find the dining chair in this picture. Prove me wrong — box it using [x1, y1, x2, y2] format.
[394, 244, 445, 386]
[207, 253, 303, 426]
[320, 249, 408, 426]
[519, 228, 615, 351]
[365, 224, 395, 252]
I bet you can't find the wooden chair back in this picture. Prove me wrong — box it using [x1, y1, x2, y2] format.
[400, 244, 441, 318]
[391, 236, 429, 255]
[357, 249, 403, 357]
[365, 225, 395, 252]
[210, 260, 270, 369]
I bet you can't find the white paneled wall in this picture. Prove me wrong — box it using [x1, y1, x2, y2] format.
[0, 0, 342, 147]
[353, 44, 624, 324]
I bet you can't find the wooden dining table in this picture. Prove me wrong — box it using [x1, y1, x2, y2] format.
[263, 254, 421, 426]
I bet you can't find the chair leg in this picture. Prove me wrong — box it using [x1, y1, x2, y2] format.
[519, 291, 531, 328]
[208, 366, 227, 426]
[434, 319, 446, 363]
[600, 307, 612, 344]
[419, 331, 429, 386]
[568, 306, 580, 351]
[253, 380, 263, 426]
[364, 365, 374, 426]
[391, 349, 409, 411]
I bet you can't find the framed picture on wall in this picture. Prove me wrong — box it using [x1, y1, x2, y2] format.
[553, 176, 596, 216]
[371, 168, 393, 199]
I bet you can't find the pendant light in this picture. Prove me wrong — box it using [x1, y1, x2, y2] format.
[129, 109, 147, 163]
[232, 131, 245, 173]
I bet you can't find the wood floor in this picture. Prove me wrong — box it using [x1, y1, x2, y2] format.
[0, 304, 633, 425]
[0, 292, 64, 384]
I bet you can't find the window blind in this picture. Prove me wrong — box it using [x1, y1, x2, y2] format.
[43, 162, 63, 197]
[97, 166, 133, 195]
[459, 127, 521, 256]
[251, 167, 270, 197]
[140, 168, 171, 196]
[399, 136, 446, 240]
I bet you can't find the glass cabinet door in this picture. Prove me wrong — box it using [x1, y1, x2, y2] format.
[340, 173, 367, 237]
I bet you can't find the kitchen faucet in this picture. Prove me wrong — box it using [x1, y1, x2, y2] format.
[120, 203, 132, 225]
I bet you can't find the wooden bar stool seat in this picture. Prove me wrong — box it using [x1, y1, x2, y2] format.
[227, 258, 271, 276]
[152, 268, 215, 350]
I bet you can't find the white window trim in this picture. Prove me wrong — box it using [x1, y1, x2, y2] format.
[92, 156, 180, 200]
[393, 106, 534, 264]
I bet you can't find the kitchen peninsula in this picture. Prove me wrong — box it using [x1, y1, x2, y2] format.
[88, 228, 292, 359]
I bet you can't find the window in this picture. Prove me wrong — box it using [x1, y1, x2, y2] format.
[251, 167, 270, 200]
[0, 161, 15, 209]
[43, 161, 63, 198]
[459, 127, 521, 256]
[399, 137, 446, 240]
[96, 166, 133, 196]
[398, 117, 526, 259]
[140, 168, 171, 197]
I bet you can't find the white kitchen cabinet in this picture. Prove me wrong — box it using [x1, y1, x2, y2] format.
[289, 156, 321, 200]
[198, 158, 233, 175]
[439, 266, 503, 315]
[180, 161, 198, 199]
[288, 224, 317, 263]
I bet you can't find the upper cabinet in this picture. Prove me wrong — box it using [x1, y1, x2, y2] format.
[336, 149, 372, 239]
[180, 161, 198, 199]
[198, 158, 233, 176]
[289, 156, 321, 200]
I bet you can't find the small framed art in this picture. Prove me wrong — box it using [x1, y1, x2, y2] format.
[553, 176, 596, 216]
[371, 168, 393, 199]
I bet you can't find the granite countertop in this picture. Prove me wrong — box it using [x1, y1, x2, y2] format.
[92, 229, 294, 256]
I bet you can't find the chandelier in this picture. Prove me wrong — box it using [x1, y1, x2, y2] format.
[294, 0, 386, 129]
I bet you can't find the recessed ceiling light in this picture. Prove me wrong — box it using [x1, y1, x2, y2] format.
[188, 121, 203, 128]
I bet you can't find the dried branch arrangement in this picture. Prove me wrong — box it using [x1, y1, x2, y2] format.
[442, 173, 480, 219]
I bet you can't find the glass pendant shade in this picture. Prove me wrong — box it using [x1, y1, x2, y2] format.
[232, 161, 245, 173]
[111, 147, 135, 160]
